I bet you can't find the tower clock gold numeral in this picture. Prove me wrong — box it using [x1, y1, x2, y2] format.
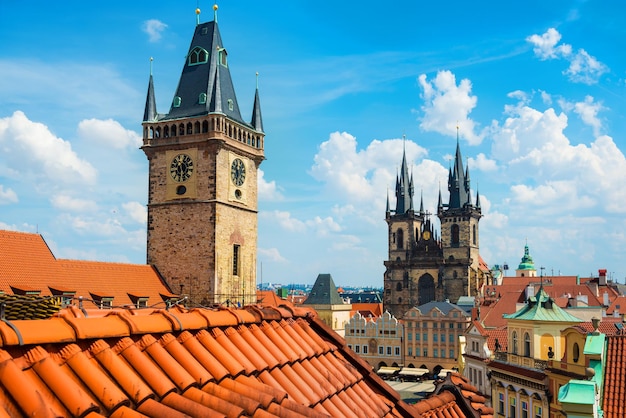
[170, 154, 193, 182]
[231, 158, 246, 186]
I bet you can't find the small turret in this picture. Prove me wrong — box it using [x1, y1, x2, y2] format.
[143, 58, 157, 122]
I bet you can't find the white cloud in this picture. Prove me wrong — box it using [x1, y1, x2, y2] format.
[490, 101, 626, 213]
[122, 201, 147, 224]
[51, 195, 97, 212]
[258, 169, 283, 201]
[573, 96, 605, 137]
[311, 132, 427, 204]
[526, 28, 608, 84]
[142, 19, 168, 43]
[305, 216, 341, 237]
[417, 70, 484, 145]
[77, 118, 142, 149]
[0, 185, 18, 204]
[0, 111, 97, 185]
[263, 210, 306, 233]
[258, 247, 286, 263]
[470, 153, 498, 172]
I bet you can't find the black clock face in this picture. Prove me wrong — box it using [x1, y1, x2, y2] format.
[170, 154, 193, 182]
[231, 158, 246, 186]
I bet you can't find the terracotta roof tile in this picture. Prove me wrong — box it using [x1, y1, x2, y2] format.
[0, 304, 427, 416]
[603, 334, 626, 418]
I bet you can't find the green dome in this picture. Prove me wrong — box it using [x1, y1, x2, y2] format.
[518, 244, 535, 270]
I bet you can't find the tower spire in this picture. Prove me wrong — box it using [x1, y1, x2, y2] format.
[251, 72, 264, 132]
[394, 135, 414, 214]
[143, 57, 157, 122]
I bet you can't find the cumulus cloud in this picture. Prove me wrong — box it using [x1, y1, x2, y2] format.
[0, 185, 18, 204]
[258, 247, 286, 263]
[573, 96, 605, 137]
[258, 169, 283, 201]
[77, 118, 142, 149]
[51, 195, 97, 212]
[417, 70, 484, 145]
[526, 28, 608, 84]
[0, 111, 97, 185]
[311, 132, 427, 203]
[142, 19, 168, 43]
[122, 201, 147, 224]
[490, 101, 626, 213]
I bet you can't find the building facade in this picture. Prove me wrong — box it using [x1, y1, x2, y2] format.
[487, 286, 583, 418]
[383, 138, 488, 317]
[141, 11, 264, 306]
[402, 300, 470, 376]
[344, 310, 403, 370]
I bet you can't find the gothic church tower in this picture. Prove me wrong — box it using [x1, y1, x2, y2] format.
[384, 136, 485, 318]
[141, 6, 264, 306]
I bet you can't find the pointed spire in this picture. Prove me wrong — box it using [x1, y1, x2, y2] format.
[475, 186, 481, 209]
[394, 136, 414, 214]
[419, 190, 424, 214]
[251, 72, 264, 132]
[143, 57, 157, 122]
[386, 188, 390, 215]
[437, 187, 443, 211]
[447, 128, 470, 209]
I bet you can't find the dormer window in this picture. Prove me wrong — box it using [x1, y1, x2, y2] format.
[199, 93, 207, 104]
[227, 99, 234, 111]
[173, 96, 182, 108]
[188, 46, 208, 66]
[218, 47, 228, 67]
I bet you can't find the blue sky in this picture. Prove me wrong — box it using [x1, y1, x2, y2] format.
[1, 1, 626, 288]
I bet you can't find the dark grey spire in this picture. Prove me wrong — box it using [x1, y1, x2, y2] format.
[395, 140, 414, 214]
[448, 136, 470, 209]
[476, 188, 481, 209]
[143, 71, 157, 122]
[251, 81, 264, 132]
[303, 274, 344, 305]
[163, 19, 245, 124]
[419, 190, 424, 214]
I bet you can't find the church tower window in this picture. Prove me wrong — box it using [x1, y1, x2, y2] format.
[451, 224, 459, 247]
[232, 244, 240, 276]
[188, 47, 209, 65]
[397, 228, 404, 249]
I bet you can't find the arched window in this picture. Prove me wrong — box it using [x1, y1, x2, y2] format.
[397, 229, 404, 249]
[451, 224, 460, 247]
[188, 46, 209, 65]
[524, 332, 531, 357]
[396, 282, 402, 291]
[573, 342, 580, 363]
[173, 96, 182, 108]
[198, 93, 207, 105]
[512, 331, 518, 354]
[472, 224, 477, 245]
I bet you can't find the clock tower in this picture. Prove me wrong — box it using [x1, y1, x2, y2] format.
[141, 6, 264, 306]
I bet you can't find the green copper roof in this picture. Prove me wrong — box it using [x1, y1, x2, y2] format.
[558, 380, 596, 405]
[503, 286, 583, 322]
[517, 244, 535, 270]
[584, 333, 605, 356]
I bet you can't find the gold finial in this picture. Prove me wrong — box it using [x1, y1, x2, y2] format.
[213, 4, 218, 22]
[196, 8, 201, 15]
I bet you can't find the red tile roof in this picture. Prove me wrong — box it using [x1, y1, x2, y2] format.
[0, 230, 175, 309]
[603, 334, 626, 417]
[0, 304, 420, 417]
[415, 372, 494, 418]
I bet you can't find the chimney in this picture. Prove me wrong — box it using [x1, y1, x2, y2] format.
[603, 292, 610, 307]
[599, 269, 607, 286]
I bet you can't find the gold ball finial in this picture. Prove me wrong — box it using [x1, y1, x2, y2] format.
[213, 4, 218, 11]
[196, 8, 201, 15]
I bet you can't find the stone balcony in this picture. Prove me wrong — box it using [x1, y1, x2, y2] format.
[494, 351, 548, 371]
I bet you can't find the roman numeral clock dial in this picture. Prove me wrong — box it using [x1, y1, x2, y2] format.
[170, 153, 193, 182]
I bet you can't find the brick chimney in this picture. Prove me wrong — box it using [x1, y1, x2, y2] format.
[599, 269, 607, 286]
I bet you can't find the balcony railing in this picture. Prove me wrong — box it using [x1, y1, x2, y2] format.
[493, 351, 548, 371]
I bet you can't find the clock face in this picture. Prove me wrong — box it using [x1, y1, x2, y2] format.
[231, 158, 246, 186]
[170, 153, 194, 182]
[423, 231, 431, 240]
